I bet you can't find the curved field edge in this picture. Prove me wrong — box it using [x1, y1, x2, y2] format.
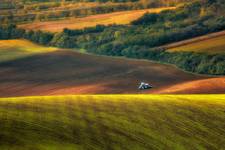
[163, 30, 225, 54]
[0, 95, 225, 150]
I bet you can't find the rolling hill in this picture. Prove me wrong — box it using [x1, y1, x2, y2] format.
[0, 1, 224, 149]
[18, 7, 175, 32]
[0, 39, 224, 97]
[0, 95, 225, 150]
[0, 39, 57, 62]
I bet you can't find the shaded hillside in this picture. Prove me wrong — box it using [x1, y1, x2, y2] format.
[0, 50, 203, 96]
[0, 39, 224, 97]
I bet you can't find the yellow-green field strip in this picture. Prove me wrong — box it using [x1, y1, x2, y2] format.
[1, 94, 225, 102]
[0, 39, 58, 62]
[165, 30, 225, 54]
[0, 95, 225, 150]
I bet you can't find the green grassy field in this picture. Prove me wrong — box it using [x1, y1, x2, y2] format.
[0, 39, 57, 62]
[0, 95, 225, 150]
[167, 34, 225, 54]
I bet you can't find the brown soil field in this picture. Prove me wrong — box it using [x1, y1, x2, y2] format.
[0, 49, 224, 97]
[18, 7, 175, 32]
[155, 77, 225, 94]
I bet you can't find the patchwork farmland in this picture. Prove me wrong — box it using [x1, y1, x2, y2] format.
[0, 0, 225, 149]
[18, 7, 175, 32]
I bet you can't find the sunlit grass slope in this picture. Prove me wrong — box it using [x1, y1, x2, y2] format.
[0, 95, 225, 150]
[19, 7, 175, 32]
[168, 33, 225, 54]
[0, 39, 57, 62]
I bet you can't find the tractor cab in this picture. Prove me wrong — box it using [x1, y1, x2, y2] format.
[138, 82, 152, 90]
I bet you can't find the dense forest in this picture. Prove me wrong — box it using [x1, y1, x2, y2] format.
[0, 0, 225, 75]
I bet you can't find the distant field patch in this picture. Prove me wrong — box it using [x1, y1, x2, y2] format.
[0, 39, 57, 62]
[19, 7, 175, 32]
[0, 95, 225, 150]
[166, 31, 225, 54]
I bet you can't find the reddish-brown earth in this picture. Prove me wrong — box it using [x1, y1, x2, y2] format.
[155, 77, 225, 94]
[0, 50, 224, 97]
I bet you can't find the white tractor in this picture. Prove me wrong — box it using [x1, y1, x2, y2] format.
[138, 82, 153, 90]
